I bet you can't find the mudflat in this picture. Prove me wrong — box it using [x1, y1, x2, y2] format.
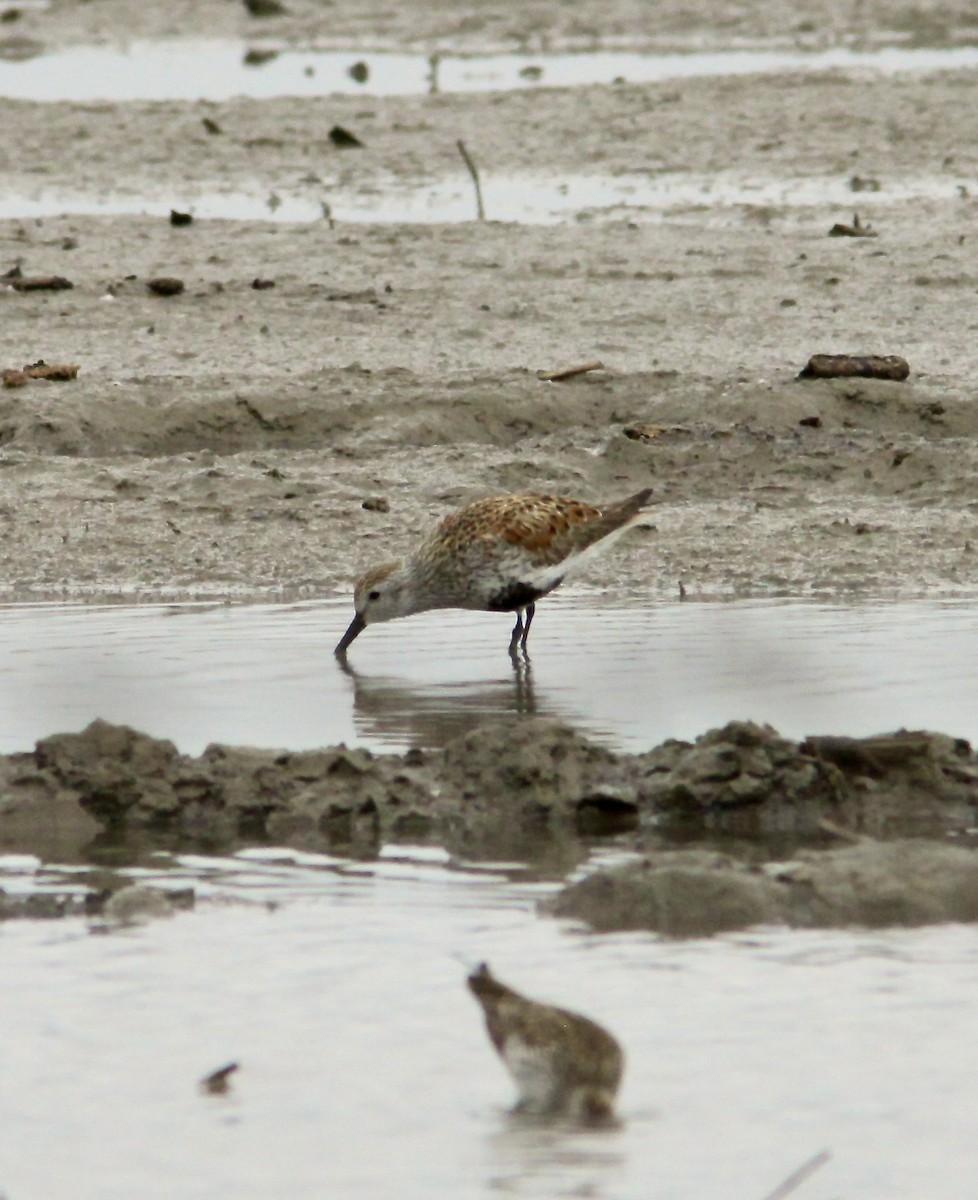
[1, 0, 977, 604]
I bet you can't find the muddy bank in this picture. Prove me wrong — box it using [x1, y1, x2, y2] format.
[3, 716, 978, 930]
[4, 206, 978, 603]
[3, 11, 978, 604]
[6, 716, 977, 857]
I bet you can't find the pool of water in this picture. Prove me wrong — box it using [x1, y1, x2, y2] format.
[1, 169, 968, 226]
[1, 845, 977, 1200]
[1, 594, 977, 756]
[3, 41, 978, 102]
[4, 597, 978, 1198]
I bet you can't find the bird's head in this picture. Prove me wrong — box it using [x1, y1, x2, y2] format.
[335, 560, 408, 654]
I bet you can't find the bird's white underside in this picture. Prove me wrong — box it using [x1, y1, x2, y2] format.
[501, 1036, 560, 1110]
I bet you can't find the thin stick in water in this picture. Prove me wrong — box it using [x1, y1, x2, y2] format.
[456, 139, 485, 221]
[760, 1149, 831, 1200]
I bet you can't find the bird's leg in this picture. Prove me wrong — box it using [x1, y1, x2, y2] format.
[520, 602, 536, 649]
[509, 603, 535, 658]
[508, 604, 540, 662]
[508, 610, 525, 656]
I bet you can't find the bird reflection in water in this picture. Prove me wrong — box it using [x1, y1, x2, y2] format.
[334, 651, 542, 749]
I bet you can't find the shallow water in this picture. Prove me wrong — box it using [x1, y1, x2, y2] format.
[2, 593, 977, 755]
[1, 846, 977, 1200]
[4, 38, 972, 226]
[4, 597, 978, 1197]
[3, 41, 978, 102]
[0, 168, 969, 226]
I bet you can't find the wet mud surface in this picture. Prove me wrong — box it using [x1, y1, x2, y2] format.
[2, 1, 978, 931]
[3, 7, 978, 604]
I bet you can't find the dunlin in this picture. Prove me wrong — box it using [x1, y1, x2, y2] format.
[467, 962, 624, 1122]
[335, 488, 652, 657]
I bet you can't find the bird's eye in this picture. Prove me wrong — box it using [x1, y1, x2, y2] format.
[368, 589, 381, 601]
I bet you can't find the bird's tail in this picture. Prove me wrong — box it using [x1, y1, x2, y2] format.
[610, 487, 654, 524]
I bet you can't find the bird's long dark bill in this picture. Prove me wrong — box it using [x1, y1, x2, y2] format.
[335, 612, 366, 655]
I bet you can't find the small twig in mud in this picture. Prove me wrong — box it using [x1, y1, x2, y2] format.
[7, 275, 74, 292]
[456, 139, 485, 221]
[236, 396, 275, 430]
[537, 360, 604, 382]
[427, 53, 441, 94]
[760, 1149, 831, 1200]
[802, 732, 930, 771]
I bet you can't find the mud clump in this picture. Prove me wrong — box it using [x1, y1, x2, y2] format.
[0, 750, 102, 863]
[551, 840, 978, 936]
[30, 719, 435, 855]
[639, 721, 978, 838]
[438, 719, 639, 856]
[637, 720, 848, 835]
[249, 744, 434, 851]
[35, 720, 184, 826]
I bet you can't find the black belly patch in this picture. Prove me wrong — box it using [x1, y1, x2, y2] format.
[487, 578, 561, 612]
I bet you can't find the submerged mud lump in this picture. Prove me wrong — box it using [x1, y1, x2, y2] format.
[550, 840, 978, 936]
[547, 850, 784, 937]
